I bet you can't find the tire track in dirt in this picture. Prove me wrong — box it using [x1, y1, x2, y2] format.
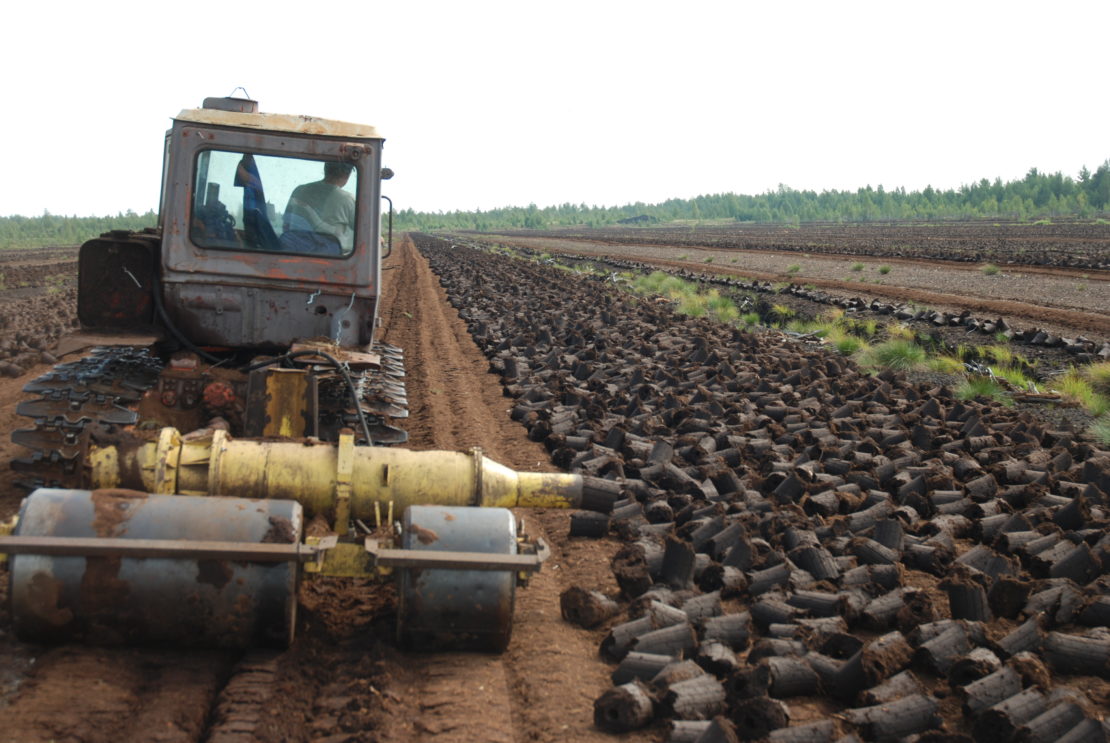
[0, 357, 238, 742]
[373, 237, 652, 743]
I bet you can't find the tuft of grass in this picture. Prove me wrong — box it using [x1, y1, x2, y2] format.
[957, 376, 1013, 405]
[1057, 368, 1110, 417]
[786, 264, 801, 274]
[885, 322, 914, 341]
[705, 291, 739, 323]
[677, 253, 689, 260]
[834, 336, 867, 355]
[878, 265, 891, 275]
[729, 257, 738, 263]
[1091, 416, 1110, 446]
[927, 356, 965, 374]
[858, 339, 927, 371]
[769, 304, 795, 325]
[676, 294, 708, 317]
[850, 262, 865, 272]
[786, 319, 825, 336]
[992, 365, 1035, 390]
[1086, 361, 1110, 396]
[704, 256, 714, 263]
[741, 312, 761, 327]
[845, 318, 879, 339]
[982, 344, 1013, 365]
[980, 263, 1000, 276]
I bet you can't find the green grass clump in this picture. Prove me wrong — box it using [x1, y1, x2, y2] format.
[633, 271, 697, 299]
[787, 264, 801, 274]
[1057, 368, 1110, 417]
[885, 322, 914, 341]
[858, 339, 927, 371]
[850, 262, 865, 272]
[927, 356, 965, 374]
[742, 312, 761, 327]
[676, 294, 708, 317]
[1091, 416, 1110, 446]
[1086, 361, 1110, 396]
[957, 376, 1013, 405]
[980, 263, 1000, 276]
[705, 291, 739, 323]
[878, 265, 891, 275]
[786, 319, 826, 336]
[991, 365, 1035, 391]
[834, 336, 867, 355]
[983, 344, 1013, 365]
[769, 304, 795, 325]
[845, 318, 879, 339]
[704, 256, 714, 263]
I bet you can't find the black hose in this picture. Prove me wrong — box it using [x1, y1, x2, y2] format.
[149, 256, 223, 365]
[242, 349, 374, 446]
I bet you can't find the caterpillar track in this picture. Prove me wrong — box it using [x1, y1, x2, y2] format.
[10, 341, 408, 490]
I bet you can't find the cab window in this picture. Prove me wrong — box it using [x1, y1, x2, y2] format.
[191, 150, 358, 256]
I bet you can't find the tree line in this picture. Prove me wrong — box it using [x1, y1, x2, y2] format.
[1, 162, 1108, 247]
[396, 161, 1110, 232]
[0, 210, 158, 249]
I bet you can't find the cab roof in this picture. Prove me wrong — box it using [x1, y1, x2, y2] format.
[175, 106, 383, 141]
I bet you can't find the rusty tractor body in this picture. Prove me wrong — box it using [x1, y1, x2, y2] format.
[1, 97, 618, 651]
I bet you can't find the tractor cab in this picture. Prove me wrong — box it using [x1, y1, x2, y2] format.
[79, 96, 392, 351]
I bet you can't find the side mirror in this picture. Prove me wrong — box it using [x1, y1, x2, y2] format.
[380, 167, 394, 180]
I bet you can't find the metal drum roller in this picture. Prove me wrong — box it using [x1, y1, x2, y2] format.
[8, 488, 301, 648]
[396, 505, 518, 652]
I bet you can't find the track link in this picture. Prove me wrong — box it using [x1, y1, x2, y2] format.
[11, 342, 409, 489]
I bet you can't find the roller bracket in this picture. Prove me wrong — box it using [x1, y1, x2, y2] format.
[364, 536, 550, 575]
[0, 534, 310, 562]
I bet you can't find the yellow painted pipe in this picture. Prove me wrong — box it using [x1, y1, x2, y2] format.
[88, 428, 588, 519]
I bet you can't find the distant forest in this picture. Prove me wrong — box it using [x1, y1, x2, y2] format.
[0, 210, 157, 249]
[1, 162, 1108, 247]
[397, 161, 1110, 232]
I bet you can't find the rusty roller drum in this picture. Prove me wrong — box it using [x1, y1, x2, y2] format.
[9, 488, 301, 648]
[396, 505, 518, 652]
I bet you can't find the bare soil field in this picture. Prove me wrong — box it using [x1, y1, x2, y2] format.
[474, 233, 1110, 340]
[487, 220, 1110, 270]
[0, 221, 1108, 742]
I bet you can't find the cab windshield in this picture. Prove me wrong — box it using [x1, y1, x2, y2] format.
[191, 149, 358, 257]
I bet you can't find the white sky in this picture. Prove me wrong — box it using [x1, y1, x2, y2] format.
[2, 0, 1107, 218]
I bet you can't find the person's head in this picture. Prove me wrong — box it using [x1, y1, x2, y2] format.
[324, 161, 354, 184]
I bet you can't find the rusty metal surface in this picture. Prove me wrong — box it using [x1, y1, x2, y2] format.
[158, 119, 384, 350]
[0, 535, 306, 561]
[175, 106, 383, 141]
[8, 488, 302, 648]
[76, 233, 159, 331]
[367, 538, 548, 572]
[396, 506, 517, 652]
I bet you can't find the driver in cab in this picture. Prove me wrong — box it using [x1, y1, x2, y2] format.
[281, 161, 356, 254]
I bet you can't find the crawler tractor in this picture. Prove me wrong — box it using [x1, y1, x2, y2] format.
[0, 96, 615, 651]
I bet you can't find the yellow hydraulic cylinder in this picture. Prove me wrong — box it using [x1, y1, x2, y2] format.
[88, 427, 593, 520]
